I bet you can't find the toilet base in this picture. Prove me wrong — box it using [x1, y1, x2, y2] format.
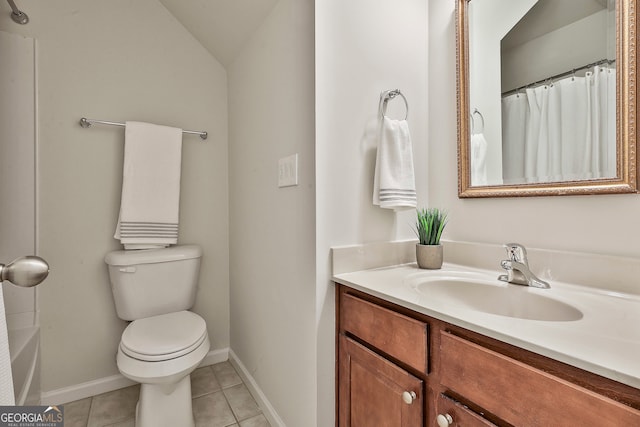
[136, 374, 194, 427]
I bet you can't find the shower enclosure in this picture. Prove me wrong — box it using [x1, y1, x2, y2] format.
[0, 28, 41, 405]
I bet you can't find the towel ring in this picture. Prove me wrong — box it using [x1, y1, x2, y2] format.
[471, 108, 485, 133]
[380, 89, 409, 120]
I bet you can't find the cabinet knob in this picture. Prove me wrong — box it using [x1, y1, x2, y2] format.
[401, 391, 417, 404]
[436, 413, 453, 427]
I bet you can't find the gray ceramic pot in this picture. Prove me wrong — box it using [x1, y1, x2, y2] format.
[416, 244, 443, 269]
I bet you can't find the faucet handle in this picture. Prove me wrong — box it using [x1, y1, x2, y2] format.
[504, 243, 528, 263]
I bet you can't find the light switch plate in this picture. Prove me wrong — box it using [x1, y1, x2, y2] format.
[278, 154, 298, 188]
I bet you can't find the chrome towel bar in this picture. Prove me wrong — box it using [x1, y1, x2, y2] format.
[79, 117, 208, 140]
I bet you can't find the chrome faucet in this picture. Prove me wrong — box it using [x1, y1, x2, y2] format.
[498, 243, 550, 289]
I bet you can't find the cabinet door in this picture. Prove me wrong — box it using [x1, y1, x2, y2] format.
[435, 394, 497, 427]
[339, 334, 423, 427]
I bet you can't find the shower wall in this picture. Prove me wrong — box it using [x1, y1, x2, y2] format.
[0, 30, 37, 330]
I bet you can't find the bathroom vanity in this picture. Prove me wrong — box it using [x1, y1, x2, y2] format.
[336, 284, 640, 426]
[333, 242, 640, 427]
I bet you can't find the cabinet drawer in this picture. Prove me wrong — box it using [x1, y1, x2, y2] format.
[440, 332, 640, 427]
[341, 293, 428, 373]
[436, 394, 497, 427]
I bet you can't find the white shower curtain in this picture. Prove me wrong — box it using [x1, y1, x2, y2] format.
[502, 66, 616, 183]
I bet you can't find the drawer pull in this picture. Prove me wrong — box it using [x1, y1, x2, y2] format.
[436, 413, 453, 427]
[402, 391, 417, 404]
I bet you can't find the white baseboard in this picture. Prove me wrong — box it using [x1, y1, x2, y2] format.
[229, 349, 285, 427]
[41, 373, 136, 405]
[41, 347, 230, 405]
[199, 347, 229, 367]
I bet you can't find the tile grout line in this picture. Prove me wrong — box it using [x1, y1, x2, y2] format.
[212, 363, 264, 426]
[212, 365, 242, 426]
[85, 396, 95, 427]
[221, 387, 240, 425]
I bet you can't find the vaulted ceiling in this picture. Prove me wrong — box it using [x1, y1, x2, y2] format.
[160, 0, 611, 67]
[503, 0, 610, 49]
[159, 0, 279, 67]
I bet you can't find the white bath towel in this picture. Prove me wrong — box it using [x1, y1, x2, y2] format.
[114, 121, 183, 249]
[470, 133, 488, 186]
[373, 117, 417, 210]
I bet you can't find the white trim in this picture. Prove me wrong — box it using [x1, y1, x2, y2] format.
[40, 373, 136, 405]
[33, 36, 40, 328]
[199, 347, 229, 367]
[229, 349, 285, 427]
[41, 348, 230, 405]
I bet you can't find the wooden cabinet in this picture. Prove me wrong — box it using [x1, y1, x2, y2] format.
[439, 332, 640, 427]
[339, 292, 427, 426]
[336, 285, 640, 427]
[339, 335, 423, 427]
[340, 292, 428, 373]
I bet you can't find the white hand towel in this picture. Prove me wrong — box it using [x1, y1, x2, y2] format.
[114, 121, 183, 249]
[470, 133, 488, 186]
[373, 117, 417, 210]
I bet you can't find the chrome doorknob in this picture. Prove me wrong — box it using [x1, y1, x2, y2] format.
[436, 413, 453, 427]
[0, 256, 49, 287]
[402, 391, 417, 404]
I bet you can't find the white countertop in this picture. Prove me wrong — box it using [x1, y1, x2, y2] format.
[333, 262, 640, 389]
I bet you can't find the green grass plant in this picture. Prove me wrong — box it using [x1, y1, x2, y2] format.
[415, 208, 447, 246]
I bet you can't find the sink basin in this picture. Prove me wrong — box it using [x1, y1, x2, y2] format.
[412, 278, 583, 322]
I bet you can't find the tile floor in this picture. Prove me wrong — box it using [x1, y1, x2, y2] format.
[62, 361, 271, 427]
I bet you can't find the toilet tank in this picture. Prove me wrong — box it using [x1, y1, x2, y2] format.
[105, 245, 202, 321]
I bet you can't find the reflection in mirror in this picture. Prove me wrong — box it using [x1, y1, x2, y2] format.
[456, 0, 637, 197]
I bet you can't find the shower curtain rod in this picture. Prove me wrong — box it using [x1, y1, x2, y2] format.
[7, 0, 28, 24]
[502, 58, 616, 97]
[79, 117, 208, 140]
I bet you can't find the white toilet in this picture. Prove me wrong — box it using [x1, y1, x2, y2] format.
[105, 244, 209, 427]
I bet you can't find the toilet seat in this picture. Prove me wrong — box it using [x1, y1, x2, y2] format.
[120, 311, 207, 362]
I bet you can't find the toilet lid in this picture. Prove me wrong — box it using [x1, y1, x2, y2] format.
[120, 311, 207, 362]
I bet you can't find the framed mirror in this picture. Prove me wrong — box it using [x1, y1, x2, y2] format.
[456, 0, 637, 197]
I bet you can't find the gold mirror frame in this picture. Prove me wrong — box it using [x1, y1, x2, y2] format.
[456, 0, 637, 198]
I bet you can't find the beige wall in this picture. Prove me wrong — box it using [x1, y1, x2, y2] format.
[0, 0, 229, 394]
[228, 0, 316, 425]
[429, 0, 640, 259]
[316, 1, 429, 425]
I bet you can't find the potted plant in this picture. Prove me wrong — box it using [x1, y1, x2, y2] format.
[415, 208, 448, 269]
